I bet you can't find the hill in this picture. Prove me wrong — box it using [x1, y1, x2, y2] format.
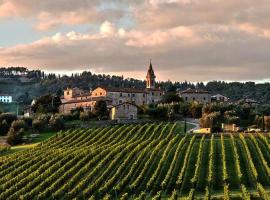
[0, 122, 269, 199]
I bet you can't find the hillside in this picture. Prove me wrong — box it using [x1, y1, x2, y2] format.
[1, 68, 270, 104]
[0, 123, 270, 199]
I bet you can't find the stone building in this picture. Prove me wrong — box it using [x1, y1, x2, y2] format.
[60, 61, 163, 113]
[180, 88, 211, 104]
[110, 102, 138, 121]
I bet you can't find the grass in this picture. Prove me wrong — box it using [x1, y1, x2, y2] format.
[174, 121, 196, 135]
[1, 131, 57, 156]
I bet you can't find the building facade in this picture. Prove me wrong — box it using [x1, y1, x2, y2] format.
[180, 88, 211, 104]
[0, 94, 12, 103]
[60, 61, 163, 113]
[110, 102, 138, 121]
[211, 94, 229, 102]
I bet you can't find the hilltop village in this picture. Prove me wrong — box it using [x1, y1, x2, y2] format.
[58, 62, 232, 121]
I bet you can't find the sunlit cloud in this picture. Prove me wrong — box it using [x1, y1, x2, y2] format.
[0, 0, 270, 82]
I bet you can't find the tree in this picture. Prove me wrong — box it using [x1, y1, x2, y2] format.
[31, 94, 61, 114]
[94, 100, 108, 120]
[162, 93, 182, 104]
[6, 128, 24, 145]
[11, 120, 26, 132]
[0, 120, 10, 136]
[49, 115, 65, 131]
[190, 101, 203, 118]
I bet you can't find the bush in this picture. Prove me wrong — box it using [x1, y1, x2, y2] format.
[80, 112, 90, 121]
[60, 113, 76, 121]
[71, 107, 84, 120]
[6, 128, 25, 145]
[32, 119, 47, 132]
[11, 120, 27, 132]
[0, 120, 10, 136]
[49, 115, 65, 131]
[0, 113, 17, 124]
[23, 117, 33, 128]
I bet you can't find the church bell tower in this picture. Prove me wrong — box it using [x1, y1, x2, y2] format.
[146, 60, 156, 89]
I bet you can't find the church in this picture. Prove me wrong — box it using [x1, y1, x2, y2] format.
[59, 61, 164, 113]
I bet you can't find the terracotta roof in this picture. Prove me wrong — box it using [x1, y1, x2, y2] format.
[99, 86, 146, 93]
[181, 88, 209, 94]
[61, 96, 112, 104]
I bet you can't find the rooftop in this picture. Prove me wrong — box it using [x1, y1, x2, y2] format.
[181, 88, 210, 94]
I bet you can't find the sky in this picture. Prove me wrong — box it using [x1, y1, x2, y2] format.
[0, 0, 270, 82]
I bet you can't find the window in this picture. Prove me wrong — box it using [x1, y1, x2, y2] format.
[95, 93, 97, 96]
[185, 97, 188, 101]
[123, 105, 126, 110]
[119, 100, 122, 104]
[120, 93, 122, 97]
[152, 92, 154, 95]
[203, 97, 206, 100]
[152, 100, 154, 103]
[160, 93, 162, 96]
[193, 97, 196, 101]
[100, 92, 102, 95]
[128, 94, 130, 97]
[127, 105, 130, 110]
[132, 94, 135, 97]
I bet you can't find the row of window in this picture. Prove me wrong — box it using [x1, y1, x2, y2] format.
[0, 99, 12, 102]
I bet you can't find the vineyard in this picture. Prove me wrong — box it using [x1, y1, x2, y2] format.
[1, 122, 270, 199]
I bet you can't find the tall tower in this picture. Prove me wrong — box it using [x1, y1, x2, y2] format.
[146, 60, 156, 89]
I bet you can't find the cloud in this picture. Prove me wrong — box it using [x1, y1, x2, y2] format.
[1, 0, 270, 82]
[1, 20, 270, 82]
[0, 0, 125, 31]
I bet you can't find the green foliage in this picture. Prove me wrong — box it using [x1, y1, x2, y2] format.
[0, 120, 10, 135]
[32, 119, 47, 132]
[94, 100, 108, 120]
[1, 124, 270, 199]
[49, 115, 65, 131]
[31, 94, 61, 114]
[11, 120, 27, 132]
[6, 127, 24, 145]
[0, 113, 17, 124]
[162, 93, 182, 104]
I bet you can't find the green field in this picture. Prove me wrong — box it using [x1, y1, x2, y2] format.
[0, 123, 270, 199]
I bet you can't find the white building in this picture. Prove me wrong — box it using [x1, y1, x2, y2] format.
[0, 94, 12, 103]
[110, 102, 138, 121]
[211, 94, 229, 102]
[179, 88, 211, 104]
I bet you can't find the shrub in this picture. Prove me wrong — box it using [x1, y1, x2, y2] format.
[0, 113, 17, 124]
[80, 112, 90, 121]
[32, 119, 46, 132]
[6, 128, 25, 145]
[0, 120, 10, 136]
[60, 113, 75, 121]
[49, 115, 65, 131]
[11, 120, 26, 132]
[23, 117, 33, 128]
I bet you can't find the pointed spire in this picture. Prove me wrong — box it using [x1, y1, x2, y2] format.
[148, 59, 154, 76]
